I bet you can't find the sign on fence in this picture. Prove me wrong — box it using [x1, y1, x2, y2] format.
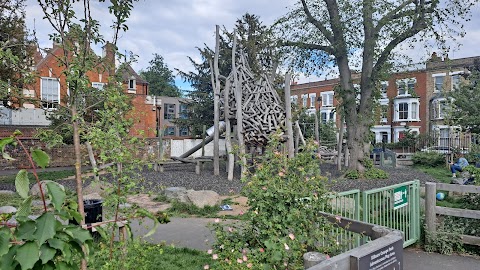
[393, 186, 408, 210]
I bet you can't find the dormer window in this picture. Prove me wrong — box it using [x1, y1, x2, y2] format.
[128, 76, 136, 93]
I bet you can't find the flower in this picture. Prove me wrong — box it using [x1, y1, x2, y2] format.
[262, 186, 267, 190]
[288, 233, 295, 240]
[228, 227, 234, 232]
[203, 265, 209, 269]
[243, 255, 248, 261]
[215, 218, 220, 223]
[212, 254, 218, 260]
[314, 140, 319, 145]
[335, 216, 342, 222]
[237, 258, 243, 264]
[239, 210, 244, 215]
[259, 248, 265, 253]
[284, 243, 290, 250]
[278, 171, 285, 177]
[326, 254, 330, 259]
[247, 263, 253, 268]
[207, 249, 213, 254]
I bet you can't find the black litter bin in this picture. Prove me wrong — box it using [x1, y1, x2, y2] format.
[71, 199, 103, 240]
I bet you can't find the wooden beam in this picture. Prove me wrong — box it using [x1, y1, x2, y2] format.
[425, 182, 437, 233]
[436, 183, 480, 194]
[435, 206, 480, 219]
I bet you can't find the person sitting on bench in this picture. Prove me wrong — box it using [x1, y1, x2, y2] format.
[450, 153, 469, 178]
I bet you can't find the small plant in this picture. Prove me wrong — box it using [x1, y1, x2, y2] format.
[210, 134, 337, 269]
[167, 201, 220, 217]
[0, 133, 93, 269]
[344, 169, 360, 179]
[364, 167, 389, 179]
[412, 151, 445, 167]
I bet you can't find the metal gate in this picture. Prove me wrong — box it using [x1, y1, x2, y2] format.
[362, 180, 420, 247]
[329, 180, 420, 248]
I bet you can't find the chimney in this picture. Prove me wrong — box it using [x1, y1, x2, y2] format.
[102, 42, 116, 75]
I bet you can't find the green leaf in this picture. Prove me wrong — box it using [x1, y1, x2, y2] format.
[2, 152, 15, 161]
[46, 182, 66, 211]
[47, 238, 65, 251]
[34, 213, 57, 245]
[0, 228, 11, 258]
[16, 241, 39, 270]
[31, 149, 50, 169]
[0, 137, 14, 152]
[15, 220, 36, 241]
[39, 244, 57, 264]
[64, 227, 92, 243]
[15, 169, 30, 199]
[16, 196, 33, 217]
[42, 261, 55, 270]
[1, 245, 18, 270]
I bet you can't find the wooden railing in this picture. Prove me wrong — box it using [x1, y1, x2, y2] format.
[425, 182, 480, 246]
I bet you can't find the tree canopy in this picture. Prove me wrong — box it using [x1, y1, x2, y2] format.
[140, 53, 181, 97]
[276, 0, 477, 171]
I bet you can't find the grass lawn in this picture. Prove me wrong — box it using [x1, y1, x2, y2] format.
[414, 165, 452, 184]
[0, 170, 75, 184]
[90, 241, 214, 270]
[0, 193, 24, 207]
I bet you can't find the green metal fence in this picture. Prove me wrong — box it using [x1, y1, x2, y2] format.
[362, 180, 421, 247]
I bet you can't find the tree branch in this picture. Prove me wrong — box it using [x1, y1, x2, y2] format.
[300, 0, 334, 43]
[374, 0, 415, 34]
[281, 40, 335, 55]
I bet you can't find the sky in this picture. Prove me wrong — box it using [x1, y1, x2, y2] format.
[24, 0, 480, 91]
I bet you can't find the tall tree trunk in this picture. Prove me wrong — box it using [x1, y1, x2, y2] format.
[284, 73, 295, 158]
[72, 105, 85, 223]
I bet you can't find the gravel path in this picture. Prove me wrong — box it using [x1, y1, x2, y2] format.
[0, 161, 442, 195]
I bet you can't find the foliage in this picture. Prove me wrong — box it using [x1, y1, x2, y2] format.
[90, 241, 214, 270]
[296, 109, 338, 146]
[414, 165, 452, 184]
[166, 201, 220, 217]
[140, 53, 181, 97]
[465, 139, 480, 164]
[0, 135, 93, 270]
[412, 152, 445, 167]
[424, 224, 464, 255]
[344, 169, 360, 179]
[0, 169, 75, 184]
[275, 0, 476, 171]
[177, 13, 282, 136]
[449, 60, 480, 134]
[210, 135, 336, 269]
[364, 167, 389, 179]
[0, 0, 36, 107]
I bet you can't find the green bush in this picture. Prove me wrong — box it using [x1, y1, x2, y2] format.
[210, 135, 337, 269]
[364, 167, 389, 179]
[345, 169, 360, 179]
[412, 151, 445, 167]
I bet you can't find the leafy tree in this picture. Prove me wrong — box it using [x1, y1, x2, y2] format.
[177, 13, 281, 136]
[0, 0, 35, 106]
[449, 59, 480, 134]
[140, 53, 181, 97]
[276, 0, 476, 171]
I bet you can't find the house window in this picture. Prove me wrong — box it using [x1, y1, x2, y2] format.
[302, 95, 307, 107]
[397, 81, 406, 96]
[321, 112, 327, 123]
[411, 102, 418, 120]
[380, 82, 388, 98]
[380, 105, 388, 123]
[381, 132, 389, 143]
[439, 128, 449, 147]
[309, 93, 316, 108]
[41, 77, 60, 109]
[128, 78, 136, 93]
[398, 103, 408, 120]
[92, 82, 104, 90]
[164, 103, 176, 120]
[432, 99, 447, 119]
[291, 95, 298, 105]
[321, 91, 334, 107]
[164, 126, 176, 136]
[434, 76, 444, 92]
[451, 74, 461, 91]
[179, 104, 188, 119]
[179, 126, 189, 137]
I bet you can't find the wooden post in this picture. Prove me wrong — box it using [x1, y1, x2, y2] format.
[425, 182, 437, 233]
[202, 125, 206, 157]
[212, 25, 221, 176]
[224, 79, 234, 180]
[295, 121, 306, 146]
[284, 73, 295, 158]
[232, 33, 247, 176]
[85, 142, 99, 182]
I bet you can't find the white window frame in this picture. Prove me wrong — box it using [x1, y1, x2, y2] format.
[450, 71, 463, 91]
[309, 93, 316, 108]
[396, 78, 416, 97]
[380, 81, 388, 98]
[320, 108, 335, 123]
[431, 98, 447, 120]
[128, 78, 136, 93]
[432, 73, 446, 93]
[302, 94, 308, 107]
[92, 82, 105, 90]
[321, 91, 334, 107]
[40, 77, 60, 110]
[371, 126, 392, 143]
[393, 97, 420, 122]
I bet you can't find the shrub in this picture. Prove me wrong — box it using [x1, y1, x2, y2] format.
[412, 151, 445, 167]
[210, 135, 337, 269]
[344, 169, 360, 179]
[364, 167, 389, 179]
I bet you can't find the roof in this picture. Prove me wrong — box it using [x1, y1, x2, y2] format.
[119, 64, 148, 84]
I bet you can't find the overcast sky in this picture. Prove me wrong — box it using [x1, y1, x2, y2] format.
[24, 0, 480, 91]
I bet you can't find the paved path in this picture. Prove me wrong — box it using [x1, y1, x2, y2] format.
[129, 217, 480, 270]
